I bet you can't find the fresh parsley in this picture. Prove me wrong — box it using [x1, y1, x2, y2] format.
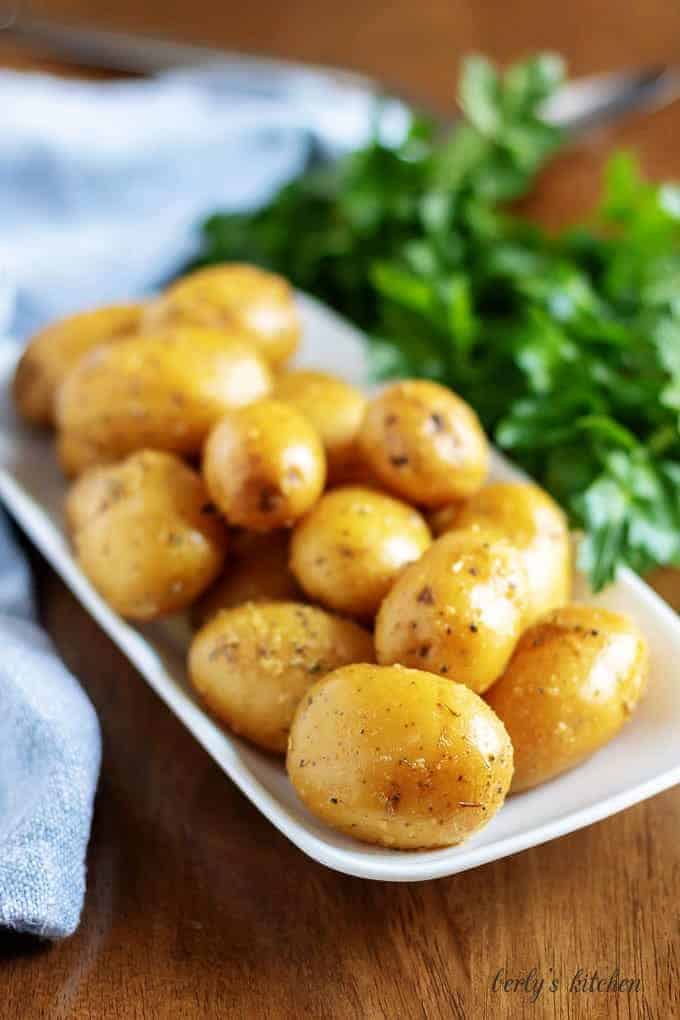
[193, 54, 680, 591]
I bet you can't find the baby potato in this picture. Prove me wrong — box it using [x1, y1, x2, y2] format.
[13, 303, 144, 427]
[486, 605, 649, 793]
[358, 379, 489, 507]
[145, 263, 300, 367]
[287, 663, 513, 849]
[290, 486, 432, 618]
[375, 529, 527, 693]
[56, 326, 272, 476]
[67, 450, 227, 620]
[191, 530, 301, 628]
[273, 371, 367, 483]
[189, 602, 373, 753]
[203, 399, 326, 532]
[439, 482, 571, 625]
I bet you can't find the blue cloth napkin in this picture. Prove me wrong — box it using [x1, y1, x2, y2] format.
[0, 60, 409, 938]
[0, 517, 101, 938]
[0, 63, 408, 338]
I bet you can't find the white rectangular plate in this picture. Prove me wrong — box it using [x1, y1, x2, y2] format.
[1, 294, 679, 882]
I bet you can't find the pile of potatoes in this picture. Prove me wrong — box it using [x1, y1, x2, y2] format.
[13, 263, 650, 851]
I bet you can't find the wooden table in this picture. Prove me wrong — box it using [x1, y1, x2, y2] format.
[1, 4, 680, 1018]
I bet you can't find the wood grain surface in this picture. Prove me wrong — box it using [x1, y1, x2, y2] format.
[1, 3, 680, 1018]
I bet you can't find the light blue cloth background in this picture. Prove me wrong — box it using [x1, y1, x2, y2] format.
[0, 514, 101, 938]
[0, 61, 408, 939]
[0, 64, 408, 338]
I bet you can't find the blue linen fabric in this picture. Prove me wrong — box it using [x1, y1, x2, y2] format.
[0, 60, 409, 938]
[0, 513, 101, 938]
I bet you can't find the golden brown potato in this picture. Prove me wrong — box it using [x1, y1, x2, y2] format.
[290, 486, 431, 618]
[189, 602, 373, 753]
[438, 481, 571, 625]
[145, 263, 300, 367]
[55, 326, 272, 476]
[358, 379, 489, 507]
[273, 370, 367, 482]
[202, 399, 326, 532]
[13, 303, 144, 427]
[375, 529, 527, 693]
[287, 663, 513, 848]
[191, 530, 301, 628]
[67, 450, 227, 620]
[486, 605, 649, 793]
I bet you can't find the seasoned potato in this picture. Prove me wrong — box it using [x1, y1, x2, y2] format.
[438, 482, 571, 625]
[192, 530, 300, 628]
[13, 303, 144, 427]
[56, 326, 272, 476]
[287, 663, 513, 848]
[486, 605, 649, 793]
[290, 486, 431, 618]
[67, 450, 227, 619]
[189, 602, 373, 753]
[273, 370, 367, 482]
[375, 529, 527, 693]
[203, 399, 326, 532]
[358, 379, 489, 507]
[145, 264, 300, 367]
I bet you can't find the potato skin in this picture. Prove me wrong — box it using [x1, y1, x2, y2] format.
[145, 264, 300, 367]
[55, 326, 272, 475]
[67, 450, 227, 620]
[287, 663, 513, 849]
[13, 303, 144, 427]
[375, 529, 527, 693]
[191, 530, 300, 628]
[358, 380, 489, 507]
[189, 602, 373, 753]
[486, 605, 649, 793]
[440, 482, 571, 625]
[290, 486, 432, 618]
[274, 370, 367, 483]
[202, 399, 326, 532]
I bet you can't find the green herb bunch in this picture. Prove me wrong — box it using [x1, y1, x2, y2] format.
[194, 54, 680, 590]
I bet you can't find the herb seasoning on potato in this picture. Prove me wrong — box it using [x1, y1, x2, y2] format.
[375, 528, 528, 693]
[290, 485, 431, 618]
[56, 326, 272, 475]
[202, 399, 326, 531]
[66, 450, 227, 620]
[358, 379, 489, 507]
[189, 601, 373, 753]
[436, 481, 571, 625]
[486, 605, 649, 793]
[13, 302, 145, 427]
[286, 663, 513, 848]
[274, 370, 367, 483]
[145, 263, 300, 367]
